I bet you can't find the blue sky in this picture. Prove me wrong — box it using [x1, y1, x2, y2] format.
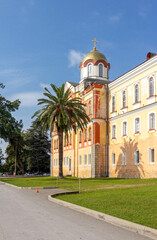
[0, 0, 157, 152]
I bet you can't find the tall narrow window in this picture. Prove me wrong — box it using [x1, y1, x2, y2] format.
[112, 125, 116, 139]
[99, 64, 103, 77]
[149, 77, 154, 97]
[149, 113, 155, 130]
[122, 90, 127, 108]
[79, 131, 82, 143]
[112, 153, 115, 165]
[84, 129, 87, 142]
[70, 133, 72, 145]
[135, 84, 139, 102]
[88, 63, 92, 77]
[112, 96, 116, 112]
[79, 155, 82, 165]
[149, 148, 155, 163]
[122, 151, 127, 165]
[122, 121, 127, 136]
[89, 101, 92, 115]
[134, 150, 139, 165]
[88, 154, 91, 165]
[88, 127, 92, 140]
[84, 155, 87, 165]
[135, 117, 140, 133]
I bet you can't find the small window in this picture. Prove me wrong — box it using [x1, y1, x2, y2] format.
[122, 151, 127, 165]
[135, 117, 140, 133]
[84, 155, 87, 165]
[122, 90, 127, 108]
[122, 121, 127, 136]
[54, 159, 55, 166]
[64, 157, 66, 166]
[112, 96, 116, 112]
[88, 63, 92, 77]
[56, 159, 58, 166]
[99, 64, 103, 77]
[149, 113, 155, 130]
[88, 127, 92, 140]
[79, 131, 82, 143]
[84, 129, 87, 142]
[149, 77, 154, 97]
[79, 155, 82, 165]
[135, 84, 139, 103]
[112, 125, 116, 139]
[89, 101, 92, 115]
[88, 154, 91, 165]
[134, 150, 139, 165]
[112, 153, 115, 165]
[149, 148, 155, 163]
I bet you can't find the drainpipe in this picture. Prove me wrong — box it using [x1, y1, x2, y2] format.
[105, 84, 109, 177]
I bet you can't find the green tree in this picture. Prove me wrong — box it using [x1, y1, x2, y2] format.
[32, 83, 90, 177]
[0, 147, 4, 172]
[24, 124, 51, 173]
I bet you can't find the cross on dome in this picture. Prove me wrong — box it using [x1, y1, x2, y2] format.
[92, 38, 98, 50]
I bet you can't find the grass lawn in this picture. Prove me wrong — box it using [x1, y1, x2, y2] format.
[1, 176, 157, 229]
[57, 185, 157, 229]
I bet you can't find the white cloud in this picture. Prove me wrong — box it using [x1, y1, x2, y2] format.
[68, 50, 85, 67]
[11, 92, 43, 107]
[109, 13, 122, 22]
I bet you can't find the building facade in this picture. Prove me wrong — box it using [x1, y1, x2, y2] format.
[51, 45, 157, 178]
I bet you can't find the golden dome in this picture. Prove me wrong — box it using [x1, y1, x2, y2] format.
[82, 48, 108, 64]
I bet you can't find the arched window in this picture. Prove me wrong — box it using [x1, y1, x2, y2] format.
[99, 64, 103, 77]
[88, 63, 92, 77]
[112, 96, 116, 112]
[88, 127, 91, 140]
[135, 117, 140, 133]
[135, 84, 139, 102]
[122, 90, 127, 108]
[89, 101, 92, 115]
[79, 131, 82, 143]
[149, 113, 155, 130]
[149, 77, 154, 97]
[84, 129, 87, 141]
[122, 121, 127, 136]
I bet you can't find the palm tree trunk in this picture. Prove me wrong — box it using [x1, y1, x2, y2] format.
[58, 128, 63, 177]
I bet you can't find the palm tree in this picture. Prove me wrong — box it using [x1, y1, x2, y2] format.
[32, 83, 90, 177]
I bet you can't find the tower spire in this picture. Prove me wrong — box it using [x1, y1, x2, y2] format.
[92, 38, 98, 50]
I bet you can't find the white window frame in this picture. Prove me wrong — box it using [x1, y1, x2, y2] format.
[122, 120, 128, 137]
[134, 83, 140, 103]
[134, 150, 139, 165]
[149, 148, 155, 164]
[112, 124, 116, 139]
[112, 153, 115, 165]
[112, 95, 116, 112]
[99, 63, 103, 77]
[134, 116, 140, 134]
[148, 112, 156, 132]
[122, 90, 127, 108]
[88, 63, 92, 77]
[148, 76, 155, 97]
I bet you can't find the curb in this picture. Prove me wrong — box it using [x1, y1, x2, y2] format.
[2, 182, 57, 190]
[48, 194, 157, 240]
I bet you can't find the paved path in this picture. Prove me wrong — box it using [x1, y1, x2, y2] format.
[0, 182, 152, 240]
